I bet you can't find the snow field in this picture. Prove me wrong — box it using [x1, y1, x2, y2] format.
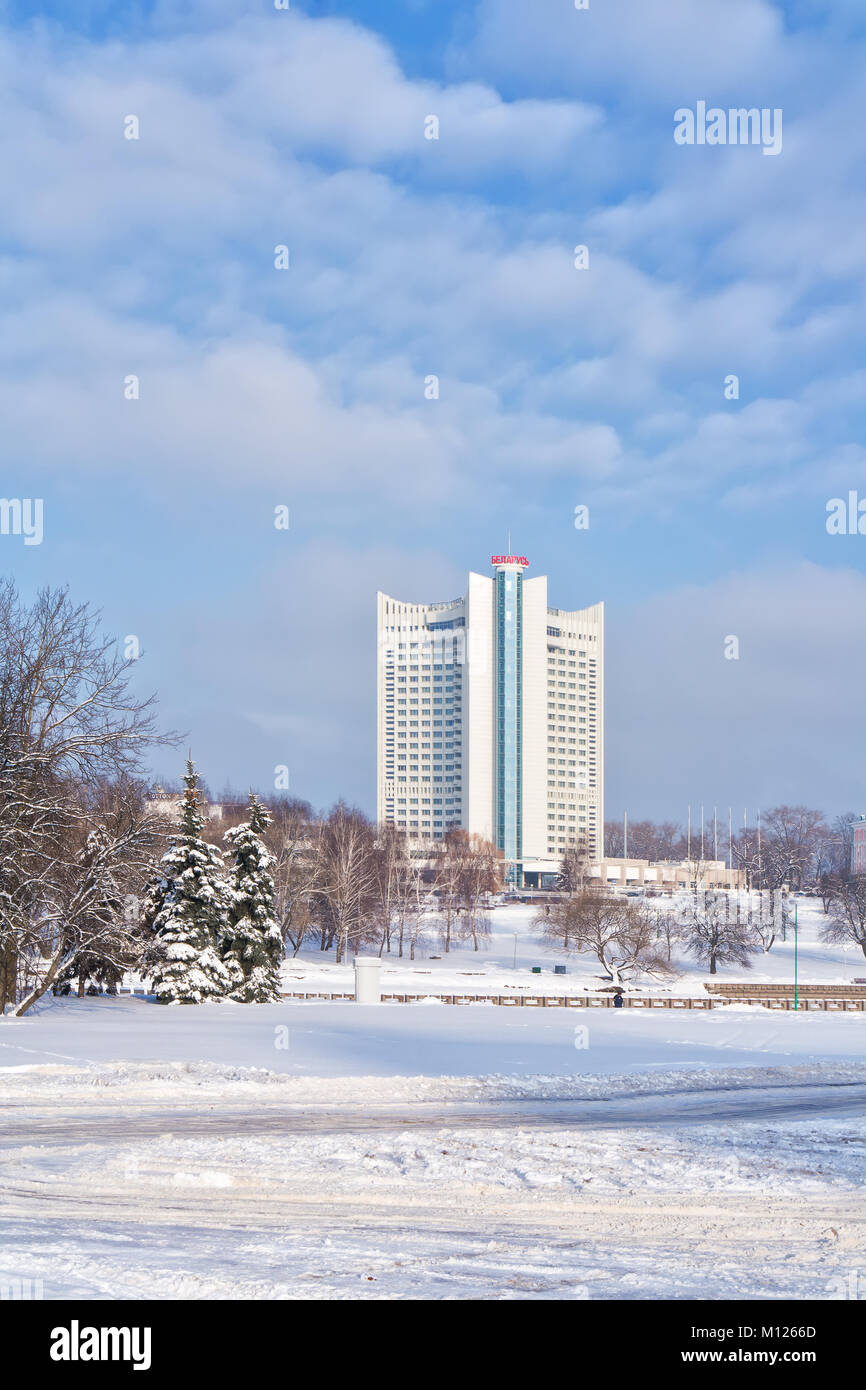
[1, 900, 863, 1303]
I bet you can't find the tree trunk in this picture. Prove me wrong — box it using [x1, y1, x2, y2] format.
[14, 945, 66, 1017]
[3, 946, 18, 1011]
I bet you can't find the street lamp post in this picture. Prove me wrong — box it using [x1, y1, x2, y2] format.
[513, 932, 518, 970]
[794, 900, 799, 1011]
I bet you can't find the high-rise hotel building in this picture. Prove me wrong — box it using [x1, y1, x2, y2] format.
[377, 555, 604, 885]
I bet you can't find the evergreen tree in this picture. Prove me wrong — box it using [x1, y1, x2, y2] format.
[144, 760, 231, 1004]
[222, 793, 283, 1002]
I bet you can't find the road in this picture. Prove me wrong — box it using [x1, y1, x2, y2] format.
[3, 1079, 866, 1144]
[2, 1077, 864, 1299]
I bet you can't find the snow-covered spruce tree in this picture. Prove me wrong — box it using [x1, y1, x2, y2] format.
[221, 794, 283, 1002]
[144, 761, 231, 1004]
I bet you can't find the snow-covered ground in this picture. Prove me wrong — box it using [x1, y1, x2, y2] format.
[1, 1088, 863, 1299]
[276, 895, 866, 997]
[2, 993, 865, 1079]
[1, 897, 863, 1301]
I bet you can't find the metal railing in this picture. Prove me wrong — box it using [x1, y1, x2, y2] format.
[279, 989, 865, 1011]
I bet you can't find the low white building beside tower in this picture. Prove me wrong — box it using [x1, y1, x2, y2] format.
[376, 554, 603, 886]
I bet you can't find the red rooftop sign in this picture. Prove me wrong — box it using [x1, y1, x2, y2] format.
[491, 555, 529, 566]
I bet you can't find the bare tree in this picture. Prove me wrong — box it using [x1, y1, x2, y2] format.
[455, 835, 500, 951]
[678, 891, 757, 975]
[314, 803, 377, 963]
[656, 821, 686, 861]
[817, 814, 858, 881]
[0, 581, 173, 1012]
[431, 828, 465, 954]
[822, 877, 866, 959]
[540, 888, 672, 984]
[267, 798, 321, 956]
[764, 805, 827, 888]
[734, 806, 827, 891]
[557, 839, 591, 893]
[745, 889, 787, 954]
[603, 821, 625, 858]
[603, 819, 687, 863]
[372, 823, 410, 957]
[14, 780, 166, 1016]
[400, 860, 429, 961]
[655, 907, 681, 964]
[818, 870, 844, 915]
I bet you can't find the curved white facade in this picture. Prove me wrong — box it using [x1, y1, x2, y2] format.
[377, 558, 603, 884]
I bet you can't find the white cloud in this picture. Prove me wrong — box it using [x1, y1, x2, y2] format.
[461, 0, 787, 100]
[0, 1, 862, 525]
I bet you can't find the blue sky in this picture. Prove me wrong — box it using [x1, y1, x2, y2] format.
[2, 0, 866, 822]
